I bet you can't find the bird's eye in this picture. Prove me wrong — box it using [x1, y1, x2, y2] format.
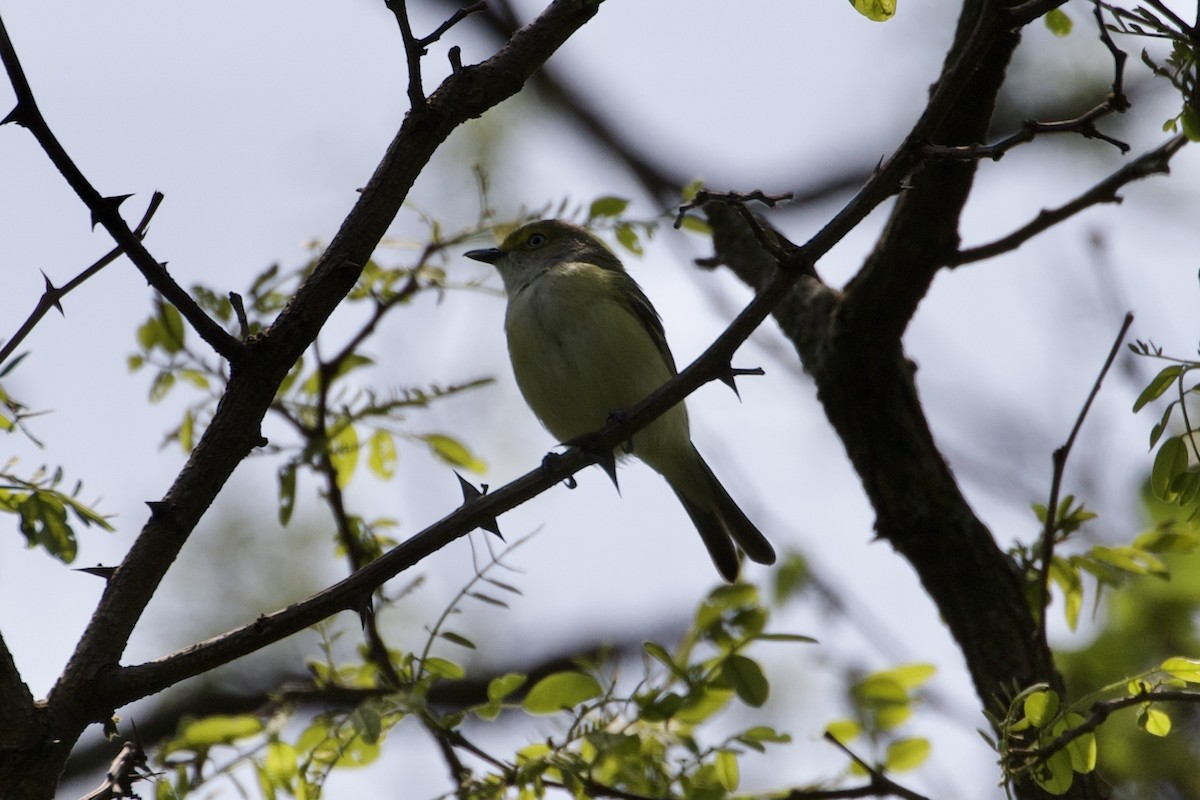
[527, 233, 546, 248]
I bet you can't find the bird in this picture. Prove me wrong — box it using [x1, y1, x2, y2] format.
[465, 219, 775, 581]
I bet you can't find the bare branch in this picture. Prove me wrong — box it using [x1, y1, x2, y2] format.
[948, 134, 1187, 266]
[0, 18, 240, 362]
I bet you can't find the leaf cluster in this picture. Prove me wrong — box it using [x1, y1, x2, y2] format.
[824, 663, 936, 776]
[147, 578, 810, 800]
[992, 657, 1200, 796]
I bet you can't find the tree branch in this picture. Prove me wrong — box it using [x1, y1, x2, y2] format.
[1, 3, 607, 795]
[949, 134, 1187, 266]
[0, 18, 240, 362]
[0, 631, 35, 749]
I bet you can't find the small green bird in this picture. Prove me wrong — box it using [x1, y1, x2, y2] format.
[466, 219, 775, 581]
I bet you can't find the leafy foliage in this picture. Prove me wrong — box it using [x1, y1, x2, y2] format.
[0, 463, 112, 562]
[150, 576, 807, 800]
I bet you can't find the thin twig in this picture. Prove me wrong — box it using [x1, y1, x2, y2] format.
[1034, 312, 1133, 675]
[419, 1, 487, 48]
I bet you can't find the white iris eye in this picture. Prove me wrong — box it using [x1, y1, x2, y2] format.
[527, 233, 546, 248]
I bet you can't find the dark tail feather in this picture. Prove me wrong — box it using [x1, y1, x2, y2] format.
[674, 490, 741, 582]
[705, 464, 776, 567]
[671, 455, 776, 582]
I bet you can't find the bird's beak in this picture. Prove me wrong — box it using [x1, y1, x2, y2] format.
[465, 247, 504, 264]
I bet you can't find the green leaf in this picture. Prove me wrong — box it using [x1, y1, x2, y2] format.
[159, 302, 186, 354]
[440, 631, 477, 650]
[720, 654, 769, 707]
[487, 673, 527, 702]
[19, 492, 77, 563]
[179, 409, 195, 453]
[522, 672, 603, 715]
[873, 663, 935, 690]
[1137, 705, 1171, 736]
[1150, 400, 1176, 448]
[149, 370, 176, 402]
[419, 433, 486, 472]
[675, 686, 733, 724]
[262, 740, 298, 786]
[615, 223, 643, 256]
[587, 196, 629, 219]
[884, 737, 930, 772]
[1062, 713, 1097, 773]
[349, 706, 382, 744]
[422, 656, 465, 680]
[329, 423, 360, 489]
[737, 725, 791, 746]
[678, 214, 712, 235]
[1182, 104, 1200, 143]
[756, 632, 818, 644]
[1134, 365, 1183, 412]
[1043, 8, 1072, 36]
[1024, 689, 1059, 727]
[1151, 436, 1189, 500]
[714, 750, 739, 791]
[1088, 545, 1167, 578]
[825, 719, 860, 745]
[1162, 656, 1200, 683]
[1134, 528, 1199, 553]
[643, 641, 687, 680]
[178, 715, 263, 748]
[367, 429, 397, 479]
[1034, 746, 1075, 795]
[850, 0, 896, 22]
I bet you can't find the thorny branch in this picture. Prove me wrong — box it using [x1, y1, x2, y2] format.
[0, 17, 240, 362]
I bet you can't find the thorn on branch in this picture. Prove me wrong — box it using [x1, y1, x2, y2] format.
[75, 564, 118, 581]
[1, 101, 30, 127]
[91, 194, 133, 230]
[717, 365, 765, 398]
[40, 271, 63, 314]
[145, 499, 181, 529]
[456, 472, 502, 538]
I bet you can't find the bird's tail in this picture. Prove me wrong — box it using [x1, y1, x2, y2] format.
[667, 450, 776, 582]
